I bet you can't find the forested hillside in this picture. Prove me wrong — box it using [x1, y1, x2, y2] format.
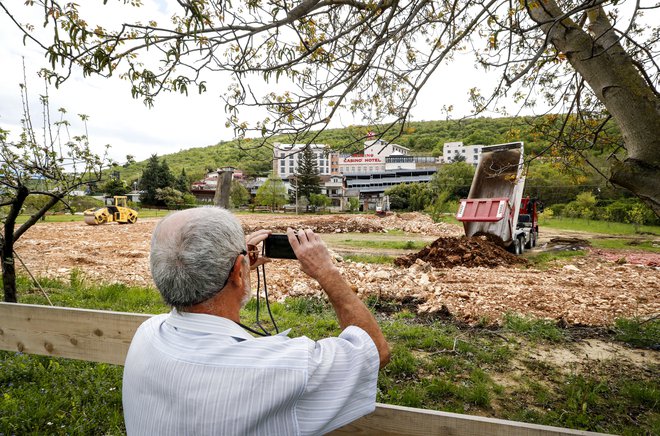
[114, 116, 621, 184]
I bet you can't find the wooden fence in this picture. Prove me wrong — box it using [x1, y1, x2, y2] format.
[0, 302, 611, 436]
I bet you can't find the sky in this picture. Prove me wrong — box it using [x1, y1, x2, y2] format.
[0, 2, 530, 164]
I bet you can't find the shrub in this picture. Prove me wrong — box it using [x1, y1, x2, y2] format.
[603, 199, 659, 226]
[347, 197, 359, 212]
[550, 203, 566, 217]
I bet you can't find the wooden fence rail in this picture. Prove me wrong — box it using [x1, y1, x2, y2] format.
[0, 303, 611, 436]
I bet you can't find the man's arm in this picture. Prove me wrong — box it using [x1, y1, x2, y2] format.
[287, 228, 391, 368]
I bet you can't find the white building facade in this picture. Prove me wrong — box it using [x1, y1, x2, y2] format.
[337, 139, 411, 174]
[273, 143, 332, 177]
[440, 141, 485, 165]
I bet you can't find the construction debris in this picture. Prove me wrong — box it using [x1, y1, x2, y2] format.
[241, 212, 462, 236]
[13, 215, 660, 327]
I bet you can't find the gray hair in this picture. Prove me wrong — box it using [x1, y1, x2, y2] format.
[150, 207, 246, 307]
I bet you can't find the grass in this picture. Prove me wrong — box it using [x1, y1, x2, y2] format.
[503, 313, 565, 342]
[613, 317, 660, 349]
[343, 253, 395, 264]
[589, 238, 660, 253]
[338, 239, 427, 250]
[0, 355, 125, 435]
[539, 217, 660, 236]
[17, 272, 168, 314]
[525, 250, 586, 268]
[2, 274, 659, 435]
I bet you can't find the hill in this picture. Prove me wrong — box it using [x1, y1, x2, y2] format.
[111, 116, 620, 183]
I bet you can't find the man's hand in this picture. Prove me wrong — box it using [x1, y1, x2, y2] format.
[287, 227, 390, 368]
[287, 228, 336, 280]
[246, 229, 271, 269]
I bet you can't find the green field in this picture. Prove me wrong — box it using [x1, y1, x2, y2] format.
[540, 216, 660, 235]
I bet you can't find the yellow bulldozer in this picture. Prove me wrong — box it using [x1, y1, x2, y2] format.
[84, 196, 138, 225]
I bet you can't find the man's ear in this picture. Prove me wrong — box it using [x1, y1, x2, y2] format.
[229, 254, 247, 286]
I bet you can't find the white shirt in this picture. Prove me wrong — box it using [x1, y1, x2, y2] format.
[122, 310, 380, 435]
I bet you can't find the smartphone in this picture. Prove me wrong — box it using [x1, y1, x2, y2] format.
[264, 234, 297, 259]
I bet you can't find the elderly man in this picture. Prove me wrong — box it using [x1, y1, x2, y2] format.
[122, 207, 390, 435]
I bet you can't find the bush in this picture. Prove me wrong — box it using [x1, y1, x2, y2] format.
[68, 196, 104, 213]
[603, 199, 659, 226]
[385, 183, 433, 211]
[426, 190, 458, 222]
[22, 195, 104, 215]
[388, 193, 408, 210]
[550, 203, 566, 217]
[560, 192, 597, 220]
[562, 202, 582, 218]
[347, 197, 359, 212]
[539, 208, 554, 221]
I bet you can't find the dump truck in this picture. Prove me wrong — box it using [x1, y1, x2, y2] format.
[84, 196, 138, 225]
[455, 142, 539, 254]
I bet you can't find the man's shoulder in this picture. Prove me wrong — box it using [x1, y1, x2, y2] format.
[134, 312, 168, 334]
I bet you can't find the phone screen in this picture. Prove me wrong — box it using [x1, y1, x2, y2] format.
[264, 234, 297, 259]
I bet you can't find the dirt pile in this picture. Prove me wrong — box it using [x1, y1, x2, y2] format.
[394, 236, 526, 268]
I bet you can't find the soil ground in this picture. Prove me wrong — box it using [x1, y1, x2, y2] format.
[14, 212, 659, 327]
[10, 212, 659, 434]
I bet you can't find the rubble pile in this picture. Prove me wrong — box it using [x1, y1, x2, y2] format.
[260, 256, 659, 326]
[394, 236, 526, 268]
[242, 212, 461, 236]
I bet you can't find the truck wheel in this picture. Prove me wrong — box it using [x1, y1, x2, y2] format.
[532, 231, 537, 247]
[518, 236, 525, 254]
[525, 231, 534, 249]
[512, 238, 521, 255]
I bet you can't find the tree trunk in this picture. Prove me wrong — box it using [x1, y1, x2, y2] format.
[2, 186, 29, 303]
[2, 240, 17, 303]
[527, 1, 660, 216]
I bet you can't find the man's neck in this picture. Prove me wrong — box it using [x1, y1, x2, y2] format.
[184, 288, 241, 322]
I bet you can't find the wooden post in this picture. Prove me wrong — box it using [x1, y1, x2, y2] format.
[213, 168, 233, 208]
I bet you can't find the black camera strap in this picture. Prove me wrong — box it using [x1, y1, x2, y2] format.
[256, 257, 280, 335]
[237, 246, 280, 337]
